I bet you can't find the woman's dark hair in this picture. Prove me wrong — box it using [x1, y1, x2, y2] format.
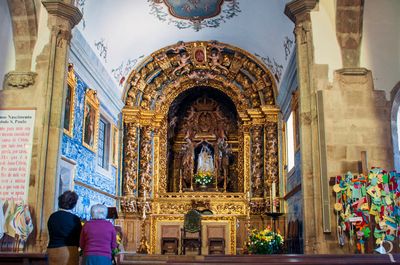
[58, 191, 78, 210]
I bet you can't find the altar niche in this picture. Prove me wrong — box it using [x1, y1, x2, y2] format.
[167, 87, 239, 193]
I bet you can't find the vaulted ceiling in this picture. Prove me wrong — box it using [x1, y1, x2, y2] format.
[75, 0, 294, 89]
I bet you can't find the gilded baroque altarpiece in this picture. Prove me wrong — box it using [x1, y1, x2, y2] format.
[120, 41, 281, 253]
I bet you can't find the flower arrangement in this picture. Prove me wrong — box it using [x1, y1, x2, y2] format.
[112, 229, 123, 256]
[194, 171, 213, 186]
[248, 226, 284, 254]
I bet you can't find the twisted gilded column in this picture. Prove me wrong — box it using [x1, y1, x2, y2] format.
[264, 121, 279, 211]
[123, 123, 139, 195]
[251, 125, 264, 197]
[139, 126, 152, 198]
[243, 126, 251, 196]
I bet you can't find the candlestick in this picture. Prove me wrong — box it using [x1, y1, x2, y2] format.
[179, 169, 183, 192]
[269, 187, 272, 211]
[272, 182, 276, 212]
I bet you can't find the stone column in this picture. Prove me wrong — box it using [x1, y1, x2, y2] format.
[34, 1, 82, 251]
[336, 0, 364, 70]
[285, 0, 322, 253]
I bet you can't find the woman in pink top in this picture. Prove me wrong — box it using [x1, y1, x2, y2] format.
[80, 204, 117, 265]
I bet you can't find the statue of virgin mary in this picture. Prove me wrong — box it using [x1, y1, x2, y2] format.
[197, 145, 214, 174]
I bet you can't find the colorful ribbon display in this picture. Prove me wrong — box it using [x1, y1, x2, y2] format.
[333, 168, 399, 253]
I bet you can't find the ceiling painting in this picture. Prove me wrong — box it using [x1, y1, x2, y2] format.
[163, 0, 224, 19]
[149, 0, 240, 31]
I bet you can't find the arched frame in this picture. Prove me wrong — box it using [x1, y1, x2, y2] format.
[121, 41, 281, 220]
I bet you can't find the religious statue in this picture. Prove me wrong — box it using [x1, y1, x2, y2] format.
[196, 145, 214, 175]
[182, 136, 195, 190]
[216, 137, 232, 191]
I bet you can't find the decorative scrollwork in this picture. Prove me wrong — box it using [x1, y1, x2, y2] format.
[124, 41, 277, 111]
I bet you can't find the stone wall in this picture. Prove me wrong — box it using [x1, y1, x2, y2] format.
[324, 71, 393, 175]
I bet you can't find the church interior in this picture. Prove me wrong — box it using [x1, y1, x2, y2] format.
[0, 0, 400, 264]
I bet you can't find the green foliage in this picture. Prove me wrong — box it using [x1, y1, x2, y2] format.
[248, 227, 284, 254]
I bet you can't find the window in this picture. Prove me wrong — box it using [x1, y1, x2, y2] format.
[287, 112, 295, 171]
[97, 117, 109, 169]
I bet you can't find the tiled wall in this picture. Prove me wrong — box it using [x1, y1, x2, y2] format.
[61, 76, 117, 220]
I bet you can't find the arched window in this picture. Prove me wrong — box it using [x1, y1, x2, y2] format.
[391, 83, 400, 171]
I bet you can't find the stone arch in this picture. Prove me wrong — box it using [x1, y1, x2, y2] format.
[7, 0, 38, 71]
[391, 81, 400, 171]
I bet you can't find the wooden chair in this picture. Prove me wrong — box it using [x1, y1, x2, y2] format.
[181, 209, 202, 255]
[161, 225, 180, 255]
[206, 225, 225, 255]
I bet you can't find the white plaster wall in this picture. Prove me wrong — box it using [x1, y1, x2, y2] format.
[361, 0, 400, 98]
[0, 0, 15, 89]
[310, 0, 342, 82]
[32, 4, 50, 71]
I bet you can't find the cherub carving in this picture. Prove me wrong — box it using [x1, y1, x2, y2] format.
[172, 49, 191, 76]
[209, 47, 229, 74]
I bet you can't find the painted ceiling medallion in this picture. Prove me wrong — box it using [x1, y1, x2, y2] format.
[149, 0, 240, 31]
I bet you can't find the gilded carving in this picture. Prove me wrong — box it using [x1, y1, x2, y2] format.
[63, 63, 76, 137]
[243, 133, 251, 194]
[237, 126, 244, 192]
[125, 41, 278, 112]
[249, 199, 267, 215]
[158, 118, 168, 193]
[154, 200, 246, 216]
[121, 42, 282, 252]
[120, 196, 137, 213]
[265, 122, 279, 185]
[153, 134, 160, 197]
[151, 215, 236, 254]
[251, 126, 264, 197]
[124, 123, 139, 195]
[139, 126, 152, 197]
[209, 43, 229, 74]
